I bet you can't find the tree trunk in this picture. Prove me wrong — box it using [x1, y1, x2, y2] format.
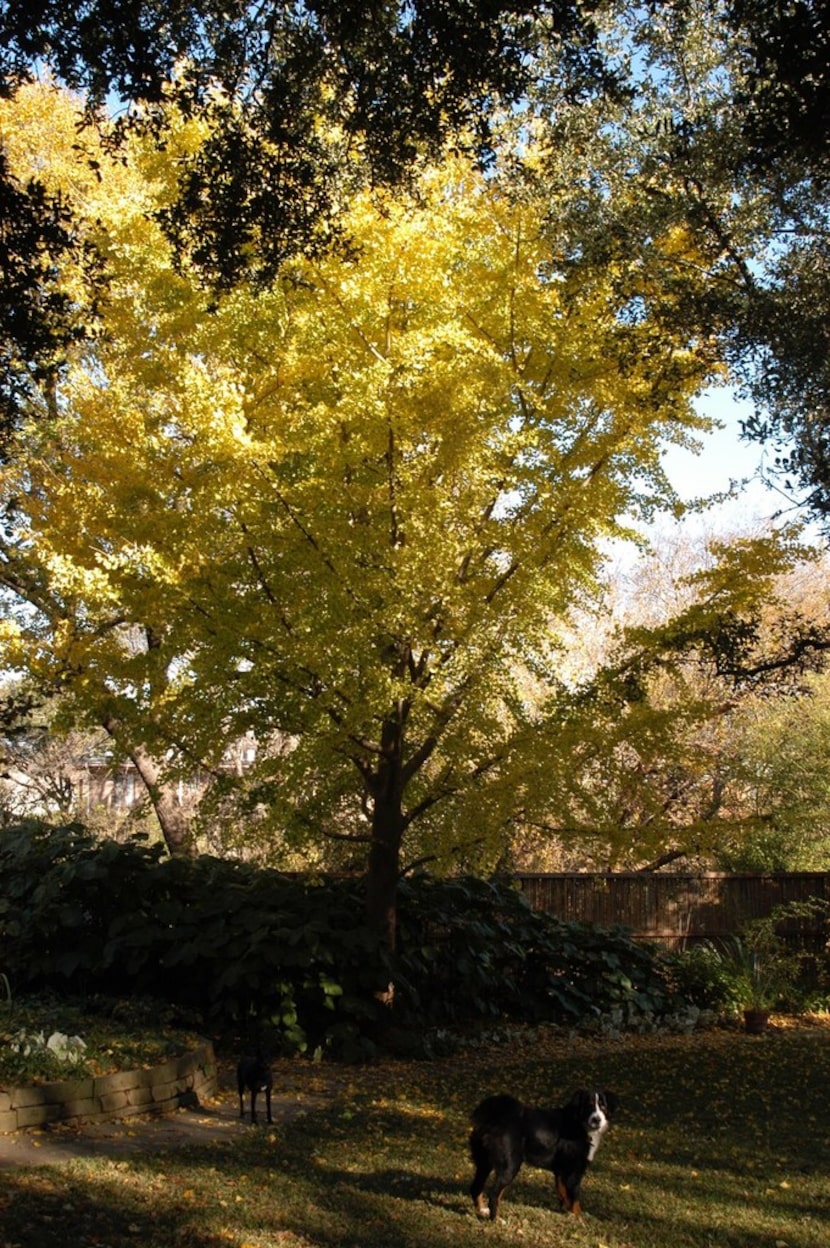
[126, 742, 197, 858]
[101, 716, 196, 857]
[365, 715, 406, 950]
[367, 793, 404, 951]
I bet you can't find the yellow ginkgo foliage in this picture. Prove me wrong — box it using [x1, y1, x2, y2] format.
[0, 83, 723, 942]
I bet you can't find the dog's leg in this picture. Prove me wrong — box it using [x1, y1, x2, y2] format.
[264, 1085, 273, 1124]
[488, 1185, 504, 1221]
[555, 1174, 582, 1215]
[469, 1166, 492, 1217]
[250, 1088, 258, 1125]
[471, 1190, 490, 1218]
[488, 1175, 513, 1222]
[469, 1132, 493, 1218]
[487, 1158, 521, 1221]
[469, 1129, 521, 1221]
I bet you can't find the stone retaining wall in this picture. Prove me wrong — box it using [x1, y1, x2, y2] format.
[0, 1041, 217, 1133]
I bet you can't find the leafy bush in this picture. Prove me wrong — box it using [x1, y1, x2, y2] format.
[668, 897, 830, 1018]
[393, 875, 678, 1046]
[0, 822, 685, 1059]
[668, 940, 745, 1013]
[0, 821, 166, 988]
[0, 823, 393, 1057]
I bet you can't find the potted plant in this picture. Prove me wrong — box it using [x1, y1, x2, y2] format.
[697, 924, 801, 1033]
[723, 936, 789, 1032]
[677, 897, 829, 1031]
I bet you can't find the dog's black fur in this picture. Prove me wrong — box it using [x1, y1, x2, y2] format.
[469, 1088, 617, 1220]
[237, 1053, 273, 1125]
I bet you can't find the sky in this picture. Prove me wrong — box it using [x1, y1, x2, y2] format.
[660, 387, 801, 533]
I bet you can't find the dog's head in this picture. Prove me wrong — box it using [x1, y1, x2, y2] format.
[565, 1088, 617, 1146]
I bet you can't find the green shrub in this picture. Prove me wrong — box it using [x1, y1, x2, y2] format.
[668, 898, 830, 1018]
[393, 875, 678, 1042]
[0, 820, 165, 989]
[668, 940, 745, 1012]
[0, 822, 685, 1058]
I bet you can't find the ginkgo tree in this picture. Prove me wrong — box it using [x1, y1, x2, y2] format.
[0, 82, 760, 944]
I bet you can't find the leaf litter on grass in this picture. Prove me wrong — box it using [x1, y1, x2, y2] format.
[0, 1024, 828, 1248]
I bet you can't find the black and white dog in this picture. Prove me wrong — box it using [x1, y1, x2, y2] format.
[237, 1052, 273, 1125]
[469, 1088, 617, 1220]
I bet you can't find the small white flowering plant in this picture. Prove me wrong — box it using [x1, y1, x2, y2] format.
[12, 1028, 88, 1061]
[1, 993, 201, 1086]
[3, 1027, 90, 1082]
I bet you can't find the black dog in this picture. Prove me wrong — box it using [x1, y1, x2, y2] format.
[469, 1088, 617, 1220]
[237, 1053, 273, 1125]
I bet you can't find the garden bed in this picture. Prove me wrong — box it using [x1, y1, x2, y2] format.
[0, 995, 217, 1132]
[0, 1040, 216, 1132]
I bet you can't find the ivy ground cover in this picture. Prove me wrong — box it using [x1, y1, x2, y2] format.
[0, 1023, 827, 1248]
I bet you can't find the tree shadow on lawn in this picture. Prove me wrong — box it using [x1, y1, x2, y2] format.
[312, 1163, 465, 1213]
[251, 1152, 634, 1248]
[609, 1159, 830, 1248]
[545, 1030, 830, 1159]
[0, 1163, 232, 1248]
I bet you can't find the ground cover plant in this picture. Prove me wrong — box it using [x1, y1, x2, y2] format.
[0, 1023, 827, 1248]
[0, 995, 204, 1086]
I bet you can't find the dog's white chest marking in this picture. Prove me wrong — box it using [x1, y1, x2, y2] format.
[586, 1095, 609, 1162]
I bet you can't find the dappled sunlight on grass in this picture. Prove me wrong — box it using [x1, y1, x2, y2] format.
[608, 1156, 829, 1248]
[1, 1025, 828, 1247]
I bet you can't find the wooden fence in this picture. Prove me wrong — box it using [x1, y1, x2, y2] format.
[514, 872, 830, 948]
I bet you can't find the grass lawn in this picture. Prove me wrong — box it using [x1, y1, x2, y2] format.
[1, 1022, 828, 1248]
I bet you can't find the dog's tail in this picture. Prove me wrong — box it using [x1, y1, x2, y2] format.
[470, 1094, 523, 1130]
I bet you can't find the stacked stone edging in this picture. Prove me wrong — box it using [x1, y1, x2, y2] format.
[0, 1041, 217, 1133]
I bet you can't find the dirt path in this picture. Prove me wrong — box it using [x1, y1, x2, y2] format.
[0, 1063, 334, 1170]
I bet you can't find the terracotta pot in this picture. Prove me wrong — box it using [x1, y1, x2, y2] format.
[743, 1008, 771, 1034]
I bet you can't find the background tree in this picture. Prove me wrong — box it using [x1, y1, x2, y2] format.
[723, 671, 830, 870]
[0, 678, 121, 826]
[727, 0, 830, 180]
[669, 0, 830, 525]
[510, 523, 830, 871]
[715, 548, 830, 870]
[0, 1, 610, 445]
[517, 2, 830, 527]
[0, 678, 76, 818]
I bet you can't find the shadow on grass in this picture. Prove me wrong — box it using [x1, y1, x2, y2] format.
[609, 1160, 830, 1248]
[316, 1163, 464, 1210]
[1, 1029, 828, 1248]
[0, 1164, 230, 1248]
